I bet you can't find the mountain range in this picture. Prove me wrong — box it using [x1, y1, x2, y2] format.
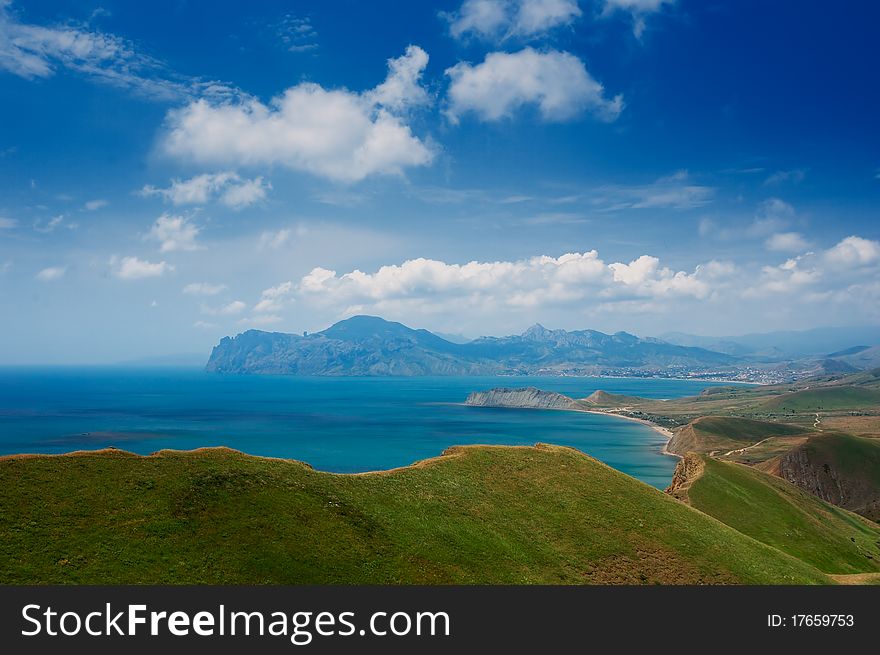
[206, 315, 736, 376]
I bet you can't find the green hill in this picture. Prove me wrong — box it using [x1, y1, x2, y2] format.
[669, 455, 880, 575]
[760, 433, 880, 521]
[760, 386, 880, 412]
[0, 446, 829, 585]
[666, 416, 808, 456]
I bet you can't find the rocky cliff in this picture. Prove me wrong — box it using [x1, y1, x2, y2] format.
[464, 387, 578, 410]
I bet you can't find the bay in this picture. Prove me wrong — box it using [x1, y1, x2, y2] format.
[0, 368, 739, 489]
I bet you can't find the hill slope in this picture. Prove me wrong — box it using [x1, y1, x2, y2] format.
[0, 446, 828, 585]
[669, 455, 880, 574]
[666, 416, 809, 457]
[759, 433, 880, 521]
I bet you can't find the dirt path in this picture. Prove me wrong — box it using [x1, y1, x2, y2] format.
[814, 412, 822, 430]
[830, 572, 880, 585]
[721, 438, 771, 458]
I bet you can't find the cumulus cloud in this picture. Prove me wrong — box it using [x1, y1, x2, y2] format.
[35, 266, 65, 281]
[148, 213, 202, 252]
[747, 235, 879, 297]
[446, 0, 581, 41]
[111, 256, 172, 280]
[254, 281, 295, 313]
[601, 0, 675, 38]
[161, 46, 434, 182]
[824, 235, 880, 267]
[298, 250, 718, 320]
[141, 172, 271, 209]
[84, 199, 108, 210]
[765, 231, 810, 252]
[366, 45, 431, 112]
[445, 48, 623, 123]
[0, 216, 18, 229]
[182, 282, 227, 296]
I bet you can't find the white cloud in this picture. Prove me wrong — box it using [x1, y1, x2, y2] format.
[112, 255, 172, 280]
[200, 300, 247, 316]
[218, 300, 246, 315]
[764, 169, 806, 186]
[747, 236, 879, 297]
[220, 176, 271, 209]
[259, 228, 293, 249]
[747, 197, 795, 237]
[824, 235, 880, 267]
[765, 231, 809, 252]
[274, 14, 318, 53]
[593, 171, 713, 210]
[254, 281, 294, 313]
[148, 213, 202, 252]
[0, 216, 18, 229]
[238, 314, 282, 327]
[84, 199, 108, 210]
[298, 250, 717, 319]
[35, 266, 65, 281]
[141, 171, 270, 209]
[161, 46, 435, 182]
[367, 45, 431, 112]
[445, 48, 623, 123]
[193, 320, 218, 330]
[33, 214, 65, 233]
[446, 0, 581, 41]
[0, 1, 236, 101]
[601, 0, 675, 38]
[182, 282, 227, 296]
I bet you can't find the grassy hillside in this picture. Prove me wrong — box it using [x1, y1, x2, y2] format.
[0, 446, 830, 585]
[760, 387, 880, 412]
[673, 455, 880, 575]
[760, 433, 880, 521]
[666, 416, 808, 456]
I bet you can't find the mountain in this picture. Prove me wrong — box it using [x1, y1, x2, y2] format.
[206, 315, 736, 376]
[660, 326, 880, 361]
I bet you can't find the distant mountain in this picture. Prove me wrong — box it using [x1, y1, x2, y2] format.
[206, 315, 736, 376]
[660, 326, 880, 361]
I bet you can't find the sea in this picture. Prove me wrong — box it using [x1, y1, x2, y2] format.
[0, 368, 739, 489]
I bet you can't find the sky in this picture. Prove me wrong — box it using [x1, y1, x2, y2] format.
[1, 0, 879, 364]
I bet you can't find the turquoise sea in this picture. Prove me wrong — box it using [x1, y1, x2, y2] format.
[0, 368, 736, 489]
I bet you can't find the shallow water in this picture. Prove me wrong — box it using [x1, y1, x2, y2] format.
[0, 368, 737, 489]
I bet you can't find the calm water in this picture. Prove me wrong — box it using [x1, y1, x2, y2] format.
[0, 368, 736, 489]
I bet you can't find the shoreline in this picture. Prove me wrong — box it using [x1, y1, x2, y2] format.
[574, 409, 681, 459]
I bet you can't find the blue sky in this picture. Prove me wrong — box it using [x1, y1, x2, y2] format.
[1, 0, 879, 363]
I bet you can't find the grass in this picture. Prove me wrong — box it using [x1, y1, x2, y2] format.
[760, 387, 880, 412]
[685, 456, 880, 575]
[667, 416, 809, 456]
[0, 445, 831, 585]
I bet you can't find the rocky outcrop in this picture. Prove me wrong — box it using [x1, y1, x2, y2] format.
[760, 434, 880, 522]
[665, 453, 706, 502]
[465, 387, 577, 410]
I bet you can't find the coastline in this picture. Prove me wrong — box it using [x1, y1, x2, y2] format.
[459, 401, 681, 459]
[575, 408, 681, 459]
